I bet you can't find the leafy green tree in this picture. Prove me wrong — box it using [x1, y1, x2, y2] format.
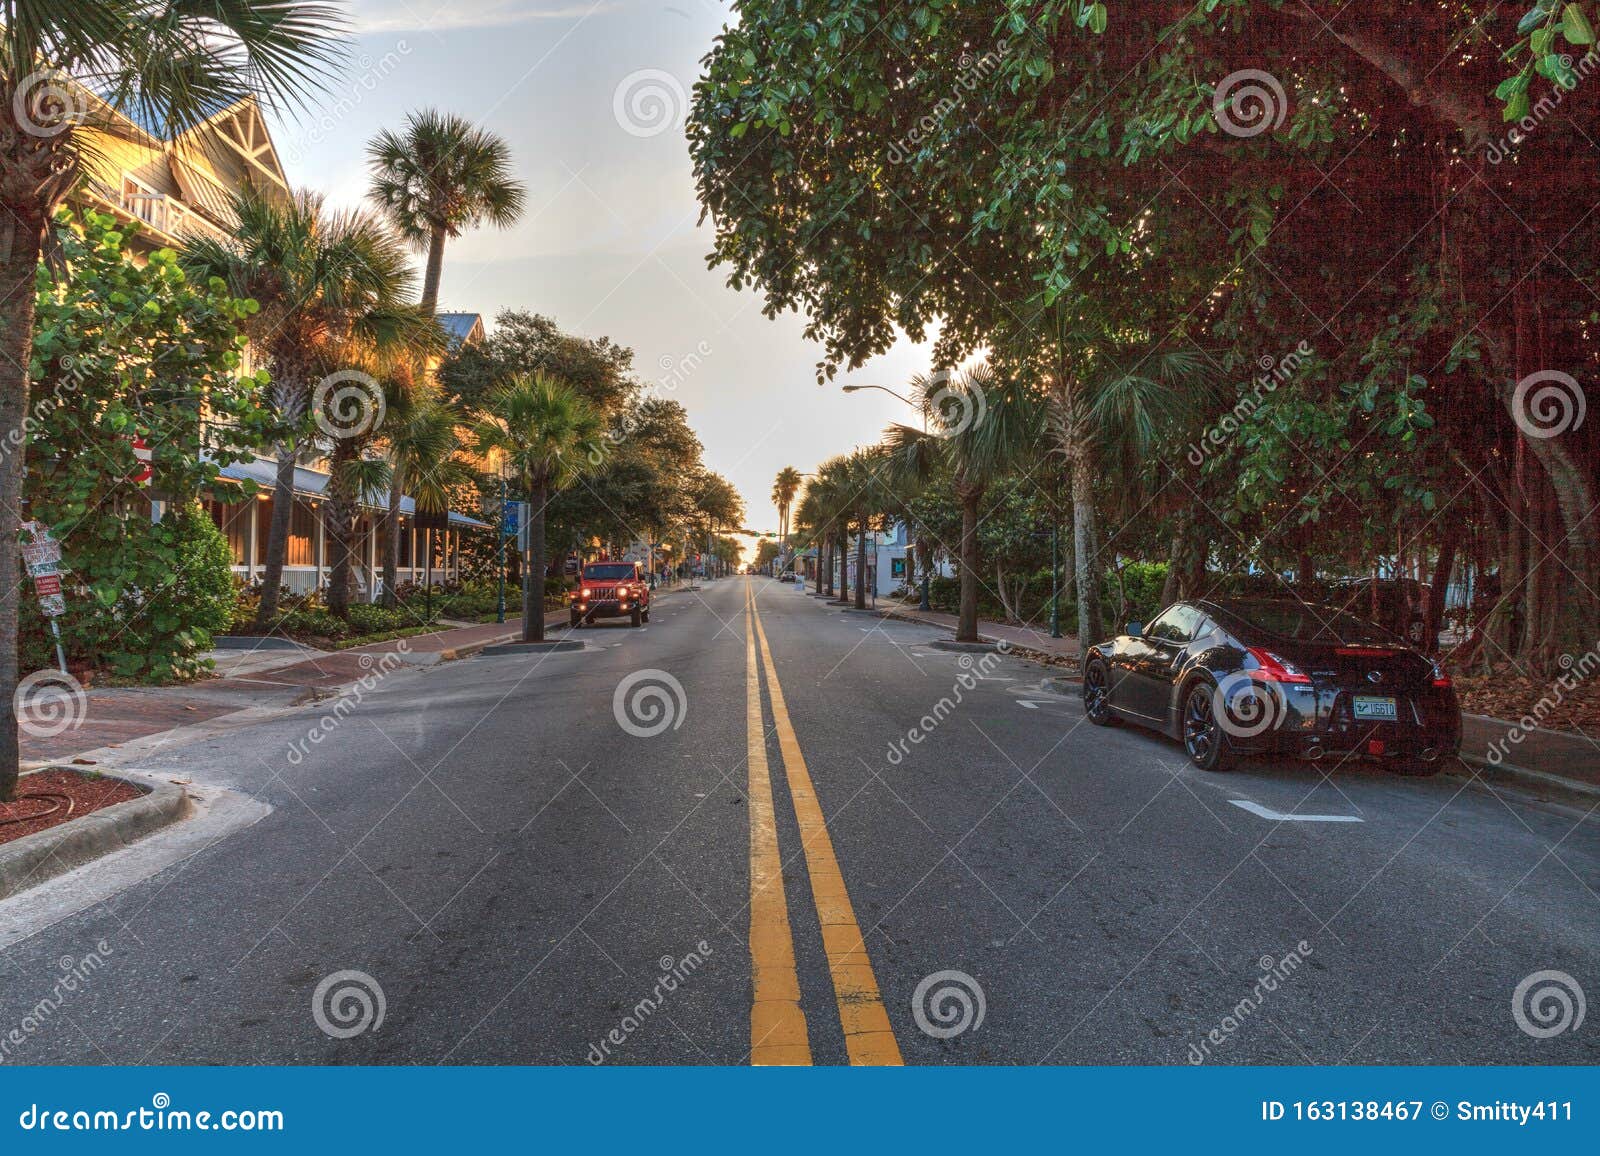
[17, 211, 267, 800]
[471, 373, 604, 642]
[0, 0, 343, 798]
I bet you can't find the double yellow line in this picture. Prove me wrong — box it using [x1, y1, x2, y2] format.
[744, 585, 902, 1066]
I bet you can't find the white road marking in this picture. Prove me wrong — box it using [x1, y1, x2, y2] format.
[1228, 800, 1363, 823]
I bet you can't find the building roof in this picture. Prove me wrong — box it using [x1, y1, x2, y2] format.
[214, 456, 492, 530]
[436, 312, 485, 350]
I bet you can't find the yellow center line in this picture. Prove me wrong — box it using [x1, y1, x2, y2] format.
[745, 591, 812, 1065]
[750, 589, 905, 1066]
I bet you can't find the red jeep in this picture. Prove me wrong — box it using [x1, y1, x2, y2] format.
[570, 560, 651, 628]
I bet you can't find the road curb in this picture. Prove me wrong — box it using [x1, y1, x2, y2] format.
[0, 769, 189, 901]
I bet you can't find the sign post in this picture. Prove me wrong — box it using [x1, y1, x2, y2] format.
[20, 521, 68, 674]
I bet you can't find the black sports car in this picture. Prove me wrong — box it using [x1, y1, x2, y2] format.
[1082, 597, 1460, 775]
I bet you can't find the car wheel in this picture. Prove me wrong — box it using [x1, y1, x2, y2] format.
[1406, 618, 1427, 646]
[630, 608, 642, 627]
[1083, 659, 1118, 726]
[642, 608, 650, 623]
[569, 613, 580, 628]
[1182, 681, 1235, 772]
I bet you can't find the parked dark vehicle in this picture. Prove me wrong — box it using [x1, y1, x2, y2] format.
[1082, 597, 1460, 775]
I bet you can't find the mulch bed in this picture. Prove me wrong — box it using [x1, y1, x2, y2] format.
[1454, 667, 1600, 732]
[0, 768, 144, 846]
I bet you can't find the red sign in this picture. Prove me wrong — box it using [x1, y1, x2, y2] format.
[130, 436, 152, 486]
[33, 574, 61, 598]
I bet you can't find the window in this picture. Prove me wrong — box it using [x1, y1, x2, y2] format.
[1146, 604, 1207, 645]
[209, 499, 250, 564]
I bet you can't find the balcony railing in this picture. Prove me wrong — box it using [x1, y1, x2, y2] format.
[119, 191, 230, 243]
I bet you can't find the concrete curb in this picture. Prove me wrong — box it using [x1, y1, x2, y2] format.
[0, 769, 189, 901]
[212, 635, 310, 651]
[480, 640, 587, 656]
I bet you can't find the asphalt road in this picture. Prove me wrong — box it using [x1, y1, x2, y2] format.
[2, 577, 1596, 1065]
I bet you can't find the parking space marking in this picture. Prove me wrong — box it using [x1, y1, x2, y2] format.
[1229, 800, 1363, 823]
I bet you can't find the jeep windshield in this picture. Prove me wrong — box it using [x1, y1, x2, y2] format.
[584, 564, 636, 581]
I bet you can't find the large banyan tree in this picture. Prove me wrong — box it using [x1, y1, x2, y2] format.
[689, 0, 1599, 673]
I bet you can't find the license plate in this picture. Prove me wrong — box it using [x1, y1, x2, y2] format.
[1353, 695, 1397, 721]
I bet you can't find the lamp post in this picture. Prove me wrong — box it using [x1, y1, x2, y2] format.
[496, 470, 508, 624]
[1050, 522, 1062, 638]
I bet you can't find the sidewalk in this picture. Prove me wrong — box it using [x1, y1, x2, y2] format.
[859, 597, 1082, 663]
[18, 613, 553, 767]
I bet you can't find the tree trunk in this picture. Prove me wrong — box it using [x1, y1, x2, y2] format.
[420, 224, 447, 316]
[523, 473, 548, 642]
[1068, 429, 1104, 643]
[381, 476, 403, 608]
[325, 442, 361, 619]
[0, 208, 46, 801]
[253, 447, 299, 627]
[956, 481, 982, 642]
[837, 527, 849, 602]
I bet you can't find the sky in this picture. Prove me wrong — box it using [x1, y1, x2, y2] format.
[264, 0, 935, 553]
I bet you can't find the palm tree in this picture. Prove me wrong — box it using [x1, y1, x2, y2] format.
[367, 110, 525, 590]
[884, 365, 1042, 642]
[367, 109, 526, 314]
[386, 395, 466, 609]
[0, 2, 343, 799]
[471, 373, 603, 642]
[182, 191, 419, 626]
[772, 465, 802, 551]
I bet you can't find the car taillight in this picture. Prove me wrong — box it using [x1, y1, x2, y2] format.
[1246, 646, 1312, 684]
[1431, 660, 1452, 689]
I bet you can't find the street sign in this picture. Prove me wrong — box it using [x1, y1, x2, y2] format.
[502, 500, 527, 539]
[19, 522, 69, 665]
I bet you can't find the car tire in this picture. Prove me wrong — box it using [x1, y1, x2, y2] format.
[1182, 680, 1236, 772]
[642, 608, 650, 623]
[630, 608, 642, 627]
[1083, 658, 1118, 727]
[570, 613, 580, 628]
